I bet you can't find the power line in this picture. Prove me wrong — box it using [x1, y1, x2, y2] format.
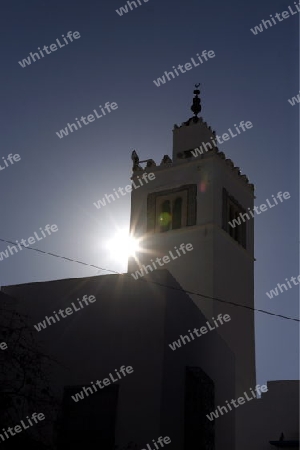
[0, 237, 299, 323]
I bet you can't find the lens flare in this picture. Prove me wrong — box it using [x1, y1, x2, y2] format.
[158, 212, 172, 227]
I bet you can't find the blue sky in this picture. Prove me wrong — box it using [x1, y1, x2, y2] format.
[0, 0, 299, 384]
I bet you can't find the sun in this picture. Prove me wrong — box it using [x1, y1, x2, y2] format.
[105, 230, 140, 263]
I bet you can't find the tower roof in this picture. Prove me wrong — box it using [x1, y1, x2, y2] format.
[130, 85, 254, 192]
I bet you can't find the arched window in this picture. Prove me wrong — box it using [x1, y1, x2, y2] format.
[172, 197, 182, 229]
[160, 200, 171, 232]
[222, 188, 247, 249]
[233, 210, 240, 241]
[149, 186, 193, 233]
[229, 206, 235, 238]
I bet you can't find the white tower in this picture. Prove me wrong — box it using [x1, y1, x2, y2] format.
[128, 86, 256, 396]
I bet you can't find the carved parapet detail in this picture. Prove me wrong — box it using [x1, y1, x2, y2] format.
[160, 155, 172, 165]
[146, 159, 156, 168]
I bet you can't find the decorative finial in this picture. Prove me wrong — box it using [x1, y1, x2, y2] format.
[190, 83, 202, 117]
[131, 150, 141, 171]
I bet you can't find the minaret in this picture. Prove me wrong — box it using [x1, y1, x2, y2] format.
[128, 86, 256, 396]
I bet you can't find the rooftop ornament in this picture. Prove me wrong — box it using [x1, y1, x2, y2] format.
[190, 83, 202, 121]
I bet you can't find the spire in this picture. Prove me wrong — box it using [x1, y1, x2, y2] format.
[190, 83, 202, 118]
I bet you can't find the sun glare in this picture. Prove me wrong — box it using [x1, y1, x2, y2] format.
[106, 230, 140, 263]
